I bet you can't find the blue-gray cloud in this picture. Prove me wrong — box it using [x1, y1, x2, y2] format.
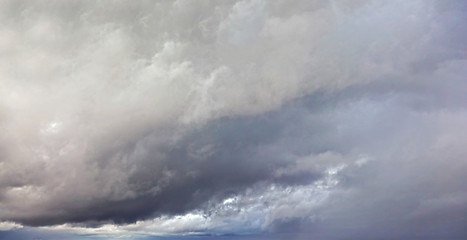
[0, 0, 466, 239]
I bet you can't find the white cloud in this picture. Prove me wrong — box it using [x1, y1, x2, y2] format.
[0, 221, 23, 231]
[0, 0, 466, 239]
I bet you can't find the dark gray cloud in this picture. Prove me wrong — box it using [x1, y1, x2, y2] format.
[0, 0, 466, 239]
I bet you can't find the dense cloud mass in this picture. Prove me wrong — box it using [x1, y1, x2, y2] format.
[0, 0, 466, 239]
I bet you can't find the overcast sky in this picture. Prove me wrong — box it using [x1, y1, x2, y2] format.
[0, 0, 466, 239]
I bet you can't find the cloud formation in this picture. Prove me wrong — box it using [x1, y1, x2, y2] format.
[0, 0, 466, 239]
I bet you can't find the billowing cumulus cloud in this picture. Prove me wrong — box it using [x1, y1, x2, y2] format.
[0, 0, 466, 239]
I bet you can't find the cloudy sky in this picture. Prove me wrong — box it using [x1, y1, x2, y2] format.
[0, 0, 466, 239]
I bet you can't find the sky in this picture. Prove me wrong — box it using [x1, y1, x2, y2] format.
[0, 0, 466, 239]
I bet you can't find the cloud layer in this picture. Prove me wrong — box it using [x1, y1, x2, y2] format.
[0, 0, 466, 239]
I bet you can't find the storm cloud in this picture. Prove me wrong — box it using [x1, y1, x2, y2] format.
[0, 0, 466, 239]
